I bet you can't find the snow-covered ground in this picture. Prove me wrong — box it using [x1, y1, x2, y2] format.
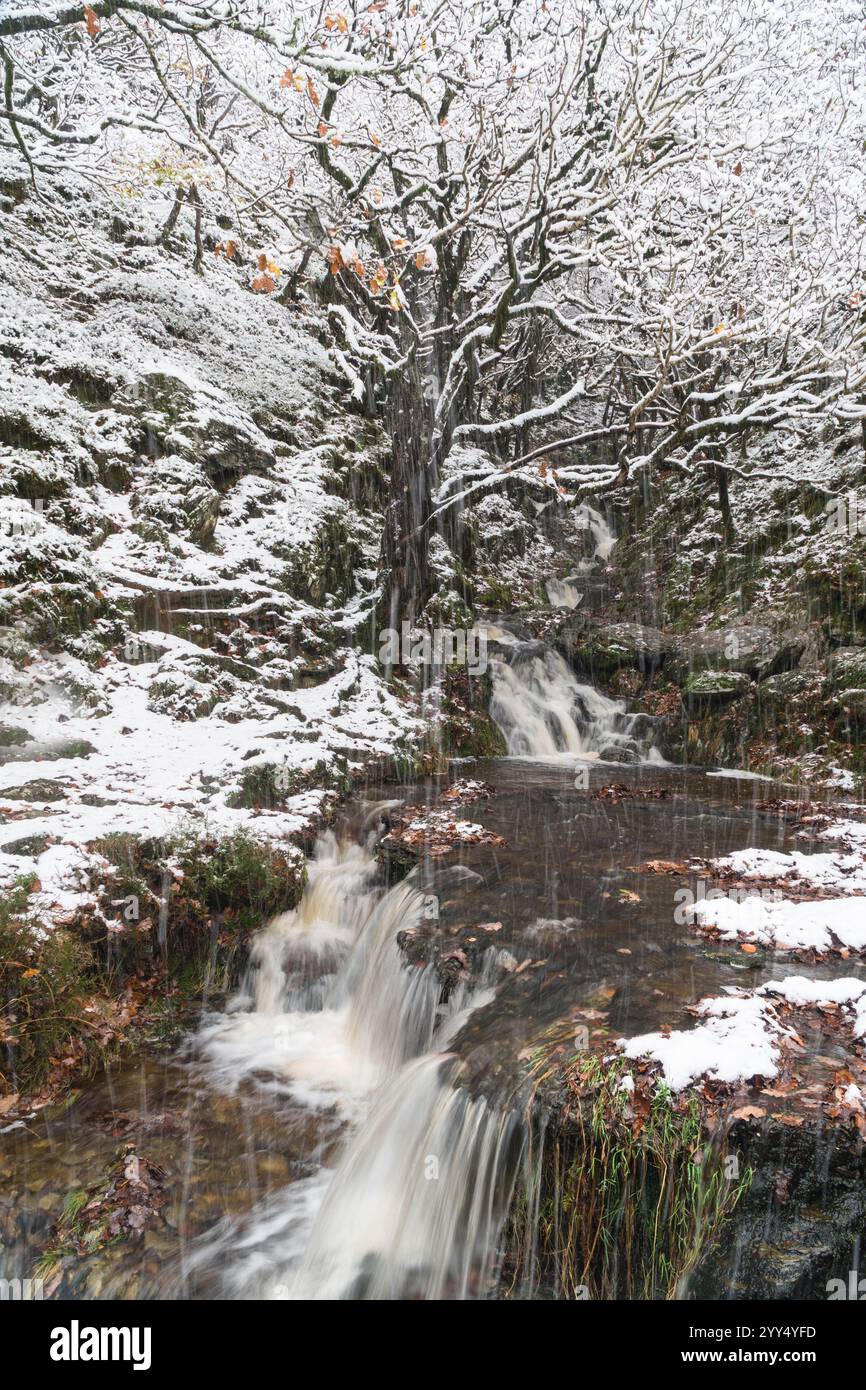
[0, 154, 420, 931]
[685, 845, 866, 954]
[622, 977, 866, 1091]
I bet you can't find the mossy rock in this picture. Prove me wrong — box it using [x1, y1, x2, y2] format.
[433, 668, 507, 759]
[226, 757, 350, 809]
[685, 668, 752, 711]
[173, 828, 306, 936]
[568, 622, 671, 678]
[827, 687, 866, 717]
[826, 647, 866, 691]
[3, 778, 69, 802]
[0, 724, 29, 748]
[670, 623, 805, 683]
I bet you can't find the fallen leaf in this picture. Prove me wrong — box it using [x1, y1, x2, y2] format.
[731, 1104, 766, 1122]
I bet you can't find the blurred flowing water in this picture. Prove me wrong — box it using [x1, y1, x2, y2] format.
[2, 689, 864, 1299]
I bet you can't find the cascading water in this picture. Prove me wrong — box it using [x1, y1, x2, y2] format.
[489, 646, 656, 762]
[545, 504, 616, 609]
[489, 503, 660, 762]
[195, 831, 448, 1106]
[172, 499, 650, 1299]
[287, 1053, 525, 1300]
[182, 831, 530, 1300]
[546, 577, 582, 610]
[574, 501, 617, 565]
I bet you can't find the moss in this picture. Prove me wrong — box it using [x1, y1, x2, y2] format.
[684, 669, 751, 698]
[476, 578, 514, 608]
[226, 757, 350, 809]
[826, 647, 866, 690]
[434, 668, 507, 760]
[173, 827, 306, 936]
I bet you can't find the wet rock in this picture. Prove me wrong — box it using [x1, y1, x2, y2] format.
[684, 668, 752, 711]
[695, 1120, 866, 1299]
[671, 622, 805, 682]
[562, 621, 671, 677]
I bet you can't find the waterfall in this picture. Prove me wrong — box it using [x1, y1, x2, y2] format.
[546, 577, 582, 610]
[196, 832, 440, 1106]
[574, 501, 616, 565]
[490, 501, 657, 761]
[183, 832, 532, 1300]
[546, 503, 616, 608]
[490, 645, 654, 762]
[287, 1055, 525, 1300]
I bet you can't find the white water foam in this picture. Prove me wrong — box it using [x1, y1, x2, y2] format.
[489, 646, 652, 762]
[183, 833, 527, 1299]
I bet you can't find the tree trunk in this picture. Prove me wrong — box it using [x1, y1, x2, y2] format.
[379, 361, 435, 633]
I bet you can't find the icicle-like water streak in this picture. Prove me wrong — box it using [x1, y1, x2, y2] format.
[489, 646, 655, 762]
[575, 501, 616, 565]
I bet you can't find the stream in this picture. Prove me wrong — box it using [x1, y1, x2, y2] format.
[2, 643, 863, 1300]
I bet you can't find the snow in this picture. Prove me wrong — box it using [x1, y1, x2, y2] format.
[0, 114, 427, 935]
[816, 819, 866, 854]
[691, 846, 866, 953]
[622, 976, 866, 1090]
[712, 847, 866, 894]
[621, 994, 784, 1091]
[0, 646, 418, 926]
[690, 894, 866, 954]
[760, 977, 866, 1039]
[706, 769, 777, 782]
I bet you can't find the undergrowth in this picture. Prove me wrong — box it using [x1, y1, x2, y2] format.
[506, 1055, 752, 1300]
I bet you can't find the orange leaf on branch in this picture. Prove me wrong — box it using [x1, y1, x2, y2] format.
[83, 5, 100, 37]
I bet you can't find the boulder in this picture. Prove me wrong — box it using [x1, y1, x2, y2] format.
[671, 622, 805, 682]
[684, 668, 752, 711]
[564, 621, 671, 677]
[826, 647, 866, 691]
[826, 686, 866, 717]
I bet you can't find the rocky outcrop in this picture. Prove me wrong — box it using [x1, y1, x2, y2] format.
[671, 621, 806, 682]
[556, 619, 672, 676]
[684, 668, 753, 711]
